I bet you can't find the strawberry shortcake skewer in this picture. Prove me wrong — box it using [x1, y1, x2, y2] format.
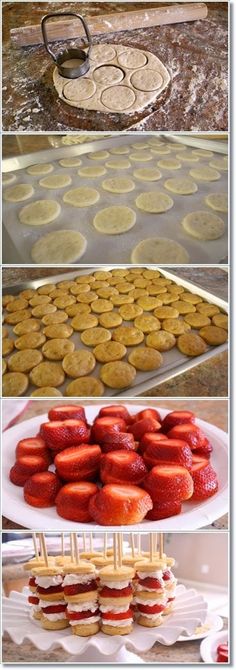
[98, 534, 134, 635]
[24, 533, 54, 621]
[63, 534, 100, 637]
[33, 565, 68, 630]
[162, 556, 177, 614]
[134, 558, 167, 627]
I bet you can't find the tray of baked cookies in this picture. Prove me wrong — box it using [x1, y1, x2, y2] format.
[2, 266, 228, 398]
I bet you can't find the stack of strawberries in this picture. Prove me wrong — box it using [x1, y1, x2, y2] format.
[9, 403, 219, 525]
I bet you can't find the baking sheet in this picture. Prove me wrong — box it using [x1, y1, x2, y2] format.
[2, 134, 228, 265]
[2, 266, 228, 398]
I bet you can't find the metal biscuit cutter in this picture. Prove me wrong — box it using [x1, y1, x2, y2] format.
[41, 12, 92, 79]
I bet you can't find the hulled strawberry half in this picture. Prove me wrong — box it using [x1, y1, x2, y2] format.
[41, 604, 67, 614]
[56, 481, 99, 522]
[143, 439, 192, 471]
[98, 405, 131, 423]
[161, 411, 195, 433]
[138, 603, 165, 614]
[167, 423, 206, 450]
[28, 595, 39, 605]
[101, 431, 136, 453]
[100, 450, 148, 486]
[99, 585, 133, 598]
[91, 417, 126, 443]
[48, 405, 86, 422]
[128, 418, 161, 441]
[63, 581, 97, 596]
[146, 500, 182, 520]
[143, 464, 193, 503]
[139, 432, 166, 455]
[89, 484, 153, 525]
[54, 444, 101, 481]
[41, 419, 90, 452]
[24, 471, 61, 507]
[66, 609, 99, 620]
[15, 436, 48, 459]
[191, 457, 219, 500]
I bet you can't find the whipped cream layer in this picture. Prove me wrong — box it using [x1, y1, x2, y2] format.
[100, 579, 130, 589]
[36, 575, 63, 588]
[39, 599, 65, 608]
[33, 604, 41, 613]
[138, 612, 162, 621]
[63, 573, 95, 586]
[136, 570, 163, 581]
[42, 612, 67, 621]
[100, 604, 131, 614]
[102, 618, 133, 627]
[135, 594, 167, 606]
[69, 615, 100, 626]
[67, 601, 98, 612]
[136, 583, 164, 593]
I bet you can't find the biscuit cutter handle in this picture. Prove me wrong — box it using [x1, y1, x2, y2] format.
[41, 12, 92, 63]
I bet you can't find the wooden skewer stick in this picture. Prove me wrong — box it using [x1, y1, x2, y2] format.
[138, 534, 141, 556]
[61, 533, 64, 557]
[150, 534, 154, 562]
[32, 533, 39, 560]
[70, 533, 74, 562]
[130, 533, 135, 558]
[83, 533, 86, 553]
[159, 533, 164, 559]
[10, 4, 208, 48]
[114, 534, 118, 571]
[103, 533, 107, 559]
[90, 533, 93, 554]
[73, 534, 79, 565]
[118, 533, 123, 567]
[40, 533, 48, 567]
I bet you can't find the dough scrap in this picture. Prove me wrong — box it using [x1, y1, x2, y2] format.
[93, 206, 136, 234]
[205, 193, 228, 213]
[105, 159, 131, 169]
[19, 200, 61, 226]
[78, 166, 107, 177]
[133, 167, 162, 182]
[189, 167, 220, 181]
[31, 230, 87, 263]
[39, 174, 72, 188]
[102, 177, 135, 193]
[135, 191, 173, 213]
[63, 187, 100, 207]
[131, 238, 190, 264]
[164, 178, 198, 195]
[157, 158, 182, 170]
[3, 184, 34, 202]
[59, 158, 82, 167]
[182, 211, 225, 240]
[27, 164, 53, 175]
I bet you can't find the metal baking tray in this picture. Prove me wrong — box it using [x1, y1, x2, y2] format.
[2, 266, 228, 398]
[2, 134, 228, 265]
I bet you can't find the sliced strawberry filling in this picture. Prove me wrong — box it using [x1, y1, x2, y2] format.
[102, 609, 133, 621]
[28, 595, 39, 605]
[29, 577, 36, 587]
[41, 604, 67, 614]
[37, 585, 64, 595]
[66, 608, 99, 620]
[99, 585, 132, 598]
[63, 580, 97, 596]
[138, 577, 163, 590]
[138, 603, 165, 614]
[167, 597, 175, 603]
[162, 570, 172, 581]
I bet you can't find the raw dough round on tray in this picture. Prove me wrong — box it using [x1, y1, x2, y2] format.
[89, 151, 110, 160]
[3, 184, 34, 202]
[39, 174, 72, 188]
[63, 187, 100, 207]
[164, 178, 198, 195]
[2, 173, 16, 185]
[31, 230, 87, 264]
[27, 164, 53, 175]
[129, 152, 153, 162]
[133, 167, 162, 182]
[182, 211, 225, 240]
[105, 158, 131, 169]
[19, 200, 61, 226]
[110, 146, 130, 155]
[78, 166, 107, 177]
[93, 206, 136, 234]
[131, 238, 190, 264]
[157, 158, 182, 170]
[53, 43, 170, 114]
[189, 167, 221, 181]
[59, 157, 82, 167]
[205, 193, 228, 212]
[102, 177, 135, 193]
[135, 191, 173, 213]
[209, 158, 228, 171]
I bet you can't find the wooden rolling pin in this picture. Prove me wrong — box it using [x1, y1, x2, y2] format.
[10, 3, 208, 48]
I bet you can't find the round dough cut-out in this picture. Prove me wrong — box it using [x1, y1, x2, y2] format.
[31, 230, 87, 264]
[53, 43, 170, 114]
[27, 164, 53, 175]
[131, 238, 190, 263]
[102, 177, 135, 193]
[189, 167, 221, 181]
[135, 191, 173, 213]
[182, 210, 225, 240]
[3, 184, 34, 202]
[133, 167, 162, 181]
[89, 151, 110, 160]
[157, 158, 182, 170]
[2, 173, 16, 185]
[63, 187, 100, 207]
[209, 158, 228, 171]
[110, 146, 130, 155]
[164, 177, 198, 195]
[19, 200, 61, 226]
[130, 152, 153, 162]
[176, 153, 199, 162]
[39, 174, 72, 189]
[192, 149, 214, 157]
[59, 158, 82, 167]
[205, 193, 228, 212]
[105, 158, 131, 169]
[93, 206, 136, 234]
[78, 166, 107, 177]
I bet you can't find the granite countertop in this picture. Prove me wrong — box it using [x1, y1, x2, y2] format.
[2, 2, 228, 131]
[2, 266, 228, 398]
[2, 397, 228, 531]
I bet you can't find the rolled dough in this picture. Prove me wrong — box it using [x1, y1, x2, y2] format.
[135, 191, 174, 213]
[63, 187, 100, 207]
[89, 151, 110, 160]
[3, 184, 34, 202]
[2, 173, 16, 185]
[209, 158, 228, 171]
[31, 230, 87, 264]
[93, 206, 136, 234]
[19, 200, 61, 226]
[105, 158, 131, 169]
[189, 167, 221, 181]
[205, 193, 228, 212]
[131, 238, 190, 263]
[133, 167, 162, 181]
[78, 166, 107, 177]
[39, 174, 72, 188]
[182, 211, 225, 240]
[157, 158, 182, 170]
[130, 152, 153, 162]
[27, 164, 53, 175]
[102, 177, 135, 193]
[110, 146, 130, 155]
[164, 178, 198, 195]
[59, 158, 82, 167]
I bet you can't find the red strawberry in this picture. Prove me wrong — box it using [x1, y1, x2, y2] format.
[146, 499, 182, 520]
[102, 610, 133, 620]
[91, 417, 126, 443]
[191, 460, 218, 500]
[143, 464, 193, 503]
[41, 604, 67, 614]
[15, 436, 48, 459]
[48, 404, 86, 422]
[167, 423, 206, 450]
[28, 595, 39, 605]
[98, 405, 131, 423]
[56, 481, 98, 522]
[143, 439, 192, 470]
[138, 603, 165, 614]
[37, 585, 63, 595]
[54, 444, 101, 482]
[99, 585, 133, 598]
[135, 408, 161, 423]
[15, 453, 51, 475]
[162, 410, 195, 433]
[64, 581, 97, 596]
[194, 438, 213, 458]
[9, 463, 31, 487]
[139, 432, 166, 455]
[100, 451, 148, 486]
[138, 577, 163, 589]
[102, 431, 136, 453]
[41, 419, 90, 452]
[24, 471, 61, 507]
[67, 609, 99, 620]
[128, 418, 161, 441]
[89, 484, 153, 525]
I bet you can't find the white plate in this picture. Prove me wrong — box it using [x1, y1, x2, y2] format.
[200, 630, 229, 663]
[178, 613, 223, 641]
[2, 585, 208, 658]
[2, 404, 228, 531]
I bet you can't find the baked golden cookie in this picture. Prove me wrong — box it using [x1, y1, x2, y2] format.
[93, 341, 127, 363]
[6, 298, 28, 312]
[65, 377, 104, 397]
[96, 287, 118, 299]
[128, 346, 163, 371]
[41, 617, 69, 631]
[181, 292, 203, 304]
[43, 324, 73, 339]
[19, 289, 37, 299]
[2, 326, 8, 339]
[111, 269, 129, 277]
[171, 300, 196, 315]
[2, 339, 15, 356]
[143, 270, 161, 279]
[132, 278, 150, 289]
[2, 294, 15, 307]
[29, 362, 65, 387]
[110, 295, 134, 306]
[134, 314, 161, 334]
[29, 295, 52, 306]
[66, 304, 91, 317]
[80, 327, 111, 346]
[77, 291, 98, 304]
[152, 277, 172, 286]
[70, 283, 90, 295]
[42, 338, 75, 360]
[101, 624, 133, 635]
[62, 350, 96, 377]
[112, 326, 144, 346]
[137, 615, 163, 628]
[162, 319, 187, 335]
[129, 288, 149, 300]
[53, 296, 76, 309]
[167, 285, 185, 294]
[5, 309, 32, 325]
[146, 285, 167, 296]
[199, 325, 228, 345]
[161, 293, 178, 305]
[50, 289, 69, 299]
[8, 349, 43, 372]
[115, 282, 135, 293]
[137, 296, 162, 311]
[32, 304, 57, 318]
[71, 622, 100, 637]
[31, 387, 63, 397]
[93, 271, 112, 280]
[177, 333, 207, 356]
[98, 312, 123, 328]
[2, 371, 29, 396]
[13, 319, 41, 335]
[37, 283, 56, 295]
[212, 313, 228, 329]
[196, 303, 220, 317]
[119, 304, 143, 320]
[154, 306, 179, 320]
[42, 311, 69, 325]
[57, 280, 78, 290]
[146, 330, 176, 351]
[76, 275, 96, 284]
[2, 359, 7, 375]
[71, 314, 98, 331]
[100, 361, 136, 389]
[15, 332, 46, 350]
[92, 281, 110, 289]
[184, 313, 211, 329]
[90, 299, 113, 314]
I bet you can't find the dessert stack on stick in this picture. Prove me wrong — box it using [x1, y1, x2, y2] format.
[123, 533, 147, 569]
[55, 533, 71, 567]
[63, 533, 100, 636]
[134, 533, 167, 627]
[24, 533, 47, 620]
[32, 534, 68, 630]
[98, 533, 135, 635]
[92, 533, 114, 568]
[80, 532, 102, 561]
[159, 534, 178, 615]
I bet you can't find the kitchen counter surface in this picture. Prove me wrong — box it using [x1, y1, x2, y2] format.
[2, 2, 228, 132]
